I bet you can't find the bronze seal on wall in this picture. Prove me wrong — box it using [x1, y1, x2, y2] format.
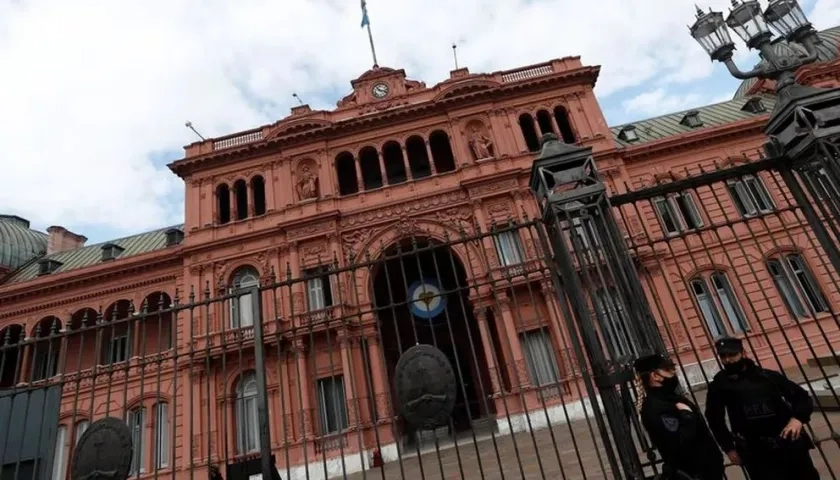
[71, 417, 134, 480]
[394, 344, 457, 429]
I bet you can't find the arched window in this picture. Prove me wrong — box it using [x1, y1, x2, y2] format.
[230, 267, 260, 328]
[251, 176, 266, 216]
[216, 184, 231, 224]
[31, 316, 61, 381]
[382, 141, 407, 184]
[535, 110, 554, 136]
[0, 325, 24, 388]
[405, 135, 432, 179]
[236, 372, 260, 453]
[335, 152, 358, 195]
[518, 114, 540, 152]
[553, 106, 576, 144]
[233, 180, 248, 221]
[429, 130, 455, 173]
[689, 272, 748, 339]
[359, 146, 383, 190]
[767, 254, 828, 318]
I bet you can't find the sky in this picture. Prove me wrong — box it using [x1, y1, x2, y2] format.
[1, 0, 839, 244]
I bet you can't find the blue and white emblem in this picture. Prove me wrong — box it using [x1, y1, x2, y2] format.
[408, 279, 447, 320]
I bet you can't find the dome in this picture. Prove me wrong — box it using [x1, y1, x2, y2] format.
[0, 215, 47, 270]
[733, 25, 840, 99]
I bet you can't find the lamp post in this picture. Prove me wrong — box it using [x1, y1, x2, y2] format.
[691, 0, 840, 280]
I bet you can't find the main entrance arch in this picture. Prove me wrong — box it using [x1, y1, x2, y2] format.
[370, 237, 494, 443]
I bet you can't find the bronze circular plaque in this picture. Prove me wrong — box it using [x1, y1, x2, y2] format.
[394, 344, 457, 429]
[70, 417, 134, 480]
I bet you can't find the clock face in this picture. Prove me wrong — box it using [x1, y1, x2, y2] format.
[371, 82, 390, 99]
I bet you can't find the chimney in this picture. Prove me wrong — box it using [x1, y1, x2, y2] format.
[47, 226, 87, 255]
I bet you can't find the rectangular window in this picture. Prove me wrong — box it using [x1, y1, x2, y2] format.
[493, 230, 525, 266]
[155, 403, 170, 469]
[107, 334, 129, 364]
[51, 425, 67, 480]
[31, 344, 58, 381]
[568, 216, 601, 252]
[306, 266, 334, 311]
[519, 329, 561, 392]
[594, 288, 637, 357]
[727, 175, 774, 217]
[231, 291, 255, 328]
[652, 193, 703, 235]
[813, 167, 840, 201]
[128, 408, 146, 475]
[317, 376, 348, 434]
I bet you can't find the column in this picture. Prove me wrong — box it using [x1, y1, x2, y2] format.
[339, 331, 357, 427]
[425, 141, 437, 175]
[471, 199, 499, 268]
[474, 306, 501, 394]
[354, 157, 364, 192]
[292, 338, 313, 437]
[540, 281, 571, 380]
[550, 115, 562, 140]
[377, 151, 388, 187]
[401, 146, 413, 181]
[289, 242, 304, 317]
[366, 331, 390, 421]
[498, 297, 530, 388]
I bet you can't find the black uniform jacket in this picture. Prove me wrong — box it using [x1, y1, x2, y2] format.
[640, 387, 724, 478]
[704, 359, 814, 454]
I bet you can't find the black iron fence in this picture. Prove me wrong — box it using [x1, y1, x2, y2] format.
[0, 156, 839, 480]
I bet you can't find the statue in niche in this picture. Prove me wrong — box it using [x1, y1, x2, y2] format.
[468, 123, 495, 160]
[296, 163, 319, 201]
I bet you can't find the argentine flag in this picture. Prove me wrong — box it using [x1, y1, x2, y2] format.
[360, 0, 370, 28]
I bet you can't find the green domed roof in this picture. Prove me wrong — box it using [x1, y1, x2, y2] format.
[0, 215, 47, 270]
[733, 26, 840, 99]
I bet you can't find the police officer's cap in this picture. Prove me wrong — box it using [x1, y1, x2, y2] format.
[633, 353, 675, 375]
[714, 337, 743, 356]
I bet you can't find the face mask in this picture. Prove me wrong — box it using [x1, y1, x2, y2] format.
[723, 359, 746, 374]
[660, 375, 679, 392]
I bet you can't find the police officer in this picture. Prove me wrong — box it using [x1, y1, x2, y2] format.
[704, 337, 820, 479]
[635, 353, 724, 480]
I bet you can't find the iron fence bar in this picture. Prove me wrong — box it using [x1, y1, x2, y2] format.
[542, 208, 631, 480]
[249, 285, 274, 479]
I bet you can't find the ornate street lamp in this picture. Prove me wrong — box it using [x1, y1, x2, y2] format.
[690, 0, 820, 98]
[690, 0, 840, 291]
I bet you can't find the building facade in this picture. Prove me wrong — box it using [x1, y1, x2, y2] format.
[2, 27, 840, 480]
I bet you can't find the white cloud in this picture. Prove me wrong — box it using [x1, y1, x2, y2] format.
[621, 89, 703, 118]
[0, 0, 761, 237]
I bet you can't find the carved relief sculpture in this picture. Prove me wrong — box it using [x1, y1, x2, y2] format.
[467, 121, 495, 160]
[296, 161, 320, 201]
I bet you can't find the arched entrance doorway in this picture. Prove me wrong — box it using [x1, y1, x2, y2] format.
[371, 238, 493, 442]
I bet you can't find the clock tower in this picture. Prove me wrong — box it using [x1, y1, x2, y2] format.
[336, 65, 427, 109]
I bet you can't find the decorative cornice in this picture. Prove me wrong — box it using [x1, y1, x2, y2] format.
[169, 67, 600, 177]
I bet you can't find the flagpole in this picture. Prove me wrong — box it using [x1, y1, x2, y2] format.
[366, 23, 379, 67]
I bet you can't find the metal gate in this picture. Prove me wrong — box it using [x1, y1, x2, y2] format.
[1, 152, 840, 480]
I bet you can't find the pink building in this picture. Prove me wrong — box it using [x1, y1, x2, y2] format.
[1, 27, 840, 480]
